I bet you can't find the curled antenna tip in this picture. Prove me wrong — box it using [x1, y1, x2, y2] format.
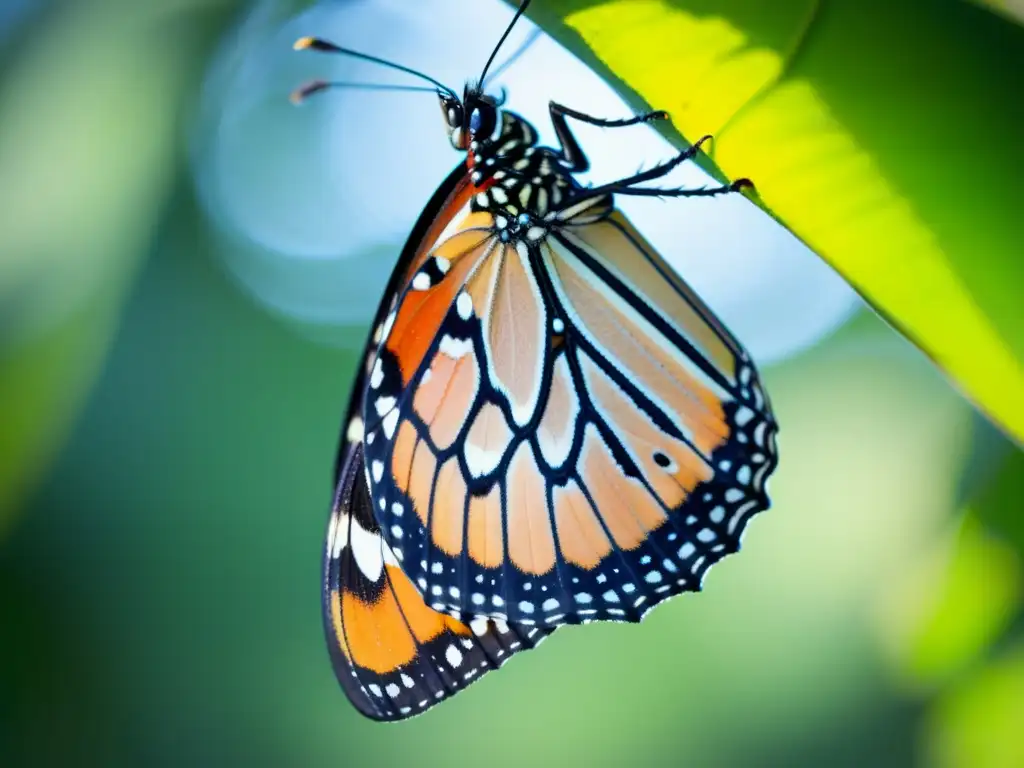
[294, 36, 342, 54]
[290, 79, 329, 104]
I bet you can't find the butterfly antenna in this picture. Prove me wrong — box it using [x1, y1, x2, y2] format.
[291, 79, 438, 105]
[478, 0, 532, 85]
[482, 27, 541, 87]
[294, 37, 459, 100]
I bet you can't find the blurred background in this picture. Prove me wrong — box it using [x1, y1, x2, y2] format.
[1, 0, 1021, 766]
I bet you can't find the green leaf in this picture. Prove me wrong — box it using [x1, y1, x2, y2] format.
[526, 0, 1024, 443]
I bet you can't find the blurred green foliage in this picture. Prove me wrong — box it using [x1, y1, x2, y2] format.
[0, 0, 250, 531]
[926, 643, 1024, 768]
[877, 515, 1021, 687]
[1, 1, 1022, 766]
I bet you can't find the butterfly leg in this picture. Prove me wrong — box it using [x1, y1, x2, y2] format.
[587, 134, 713, 190]
[611, 178, 753, 198]
[580, 133, 753, 198]
[548, 101, 668, 172]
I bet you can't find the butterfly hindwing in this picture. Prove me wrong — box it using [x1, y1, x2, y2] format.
[324, 439, 551, 721]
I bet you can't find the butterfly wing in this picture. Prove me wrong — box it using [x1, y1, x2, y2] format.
[332, 164, 475, 482]
[324, 166, 552, 721]
[362, 189, 778, 628]
[324, 439, 551, 721]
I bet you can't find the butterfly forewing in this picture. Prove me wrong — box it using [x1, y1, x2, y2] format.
[362, 149, 778, 627]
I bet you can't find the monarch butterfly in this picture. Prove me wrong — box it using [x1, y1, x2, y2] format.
[297, 0, 778, 721]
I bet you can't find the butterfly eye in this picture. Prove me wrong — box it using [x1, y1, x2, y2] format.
[440, 96, 462, 128]
[469, 108, 482, 134]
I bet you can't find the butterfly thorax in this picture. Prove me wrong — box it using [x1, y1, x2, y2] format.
[466, 111, 585, 227]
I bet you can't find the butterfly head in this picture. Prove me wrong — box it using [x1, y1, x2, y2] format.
[440, 86, 501, 150]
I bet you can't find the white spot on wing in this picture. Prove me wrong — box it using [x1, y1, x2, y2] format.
[369, 358, 383, 389]
[349, 516, 384, 581]
[381, 410, 399, 440]
[439, 335, 473, 359]
[346, 417, 364, 443]
[469, 617, 489, 636]
[735, 406, 755, 426]
[327, 511, 344, 559]
[446, 644, 464, 668]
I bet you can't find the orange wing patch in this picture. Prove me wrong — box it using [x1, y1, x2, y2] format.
[332, 582, 418, 674]
[408, 438, 437, 528]
[329, 569, 468, 676]
[387, 565, 469, 641]
[386, 227, 494, 385]
[413, 348, 480, 450]
[431, 458, 467, 556]
[505, 442, 556, 576]
[391, 419, 418, 494]
[468, 485, 504, 568]
[552, 479, 612, 569]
